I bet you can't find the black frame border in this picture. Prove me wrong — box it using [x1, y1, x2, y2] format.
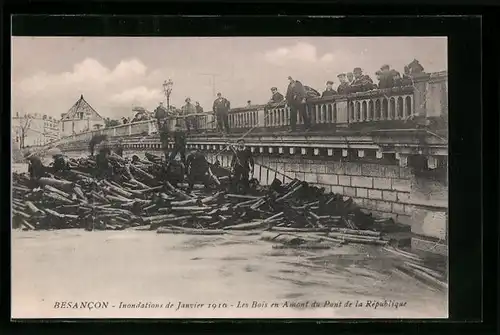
[2, 5, 497, 335]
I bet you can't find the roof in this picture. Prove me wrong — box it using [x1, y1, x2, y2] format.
[61, 95, 104, 121]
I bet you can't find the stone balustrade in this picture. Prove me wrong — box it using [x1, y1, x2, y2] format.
[52, 71, 447, 147]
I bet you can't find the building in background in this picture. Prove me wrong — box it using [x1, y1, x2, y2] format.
[60, 95, 105, 137]
[12, 112, 61, 148]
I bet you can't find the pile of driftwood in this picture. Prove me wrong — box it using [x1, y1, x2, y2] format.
[12, 151, 409, 241]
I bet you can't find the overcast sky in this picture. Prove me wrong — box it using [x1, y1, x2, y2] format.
[11, 37, 447, 120]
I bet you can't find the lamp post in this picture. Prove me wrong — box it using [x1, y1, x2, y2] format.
[163, 79, 174, 113]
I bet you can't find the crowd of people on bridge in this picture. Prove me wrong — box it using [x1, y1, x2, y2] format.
[150, 59, 425, 135]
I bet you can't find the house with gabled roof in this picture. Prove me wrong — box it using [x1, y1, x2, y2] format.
[60, 94, 105, 137]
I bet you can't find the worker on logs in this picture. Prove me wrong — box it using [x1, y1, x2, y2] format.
[185, 149, 211, 192]
[24, 151, 46, 184]
[230, 139, 254, 193]
[168, 123, 187, 166]
[95, 140, 113, 179]
[47, 148, 70, 173]
[114, 139, 124, 157]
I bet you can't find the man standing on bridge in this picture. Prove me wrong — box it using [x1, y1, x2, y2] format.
[213, 92, 231, 134]
[230, 139, 254, 193]
[337, 74, 350, 94]
[321, 80, 337, 98]
[182, 97, 198, 134]
[285, 76, 310, 132]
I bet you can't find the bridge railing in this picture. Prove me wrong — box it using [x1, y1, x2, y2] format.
[53, 71, 447, 147]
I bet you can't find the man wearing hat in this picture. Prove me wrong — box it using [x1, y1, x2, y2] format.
[168, 123, 187, 165]
[95, 139, 113, 179]
[268, 87, 284, 105]
[182, 97, 198, 134]
[285, 76, 310, 132]
[346, 72, 354, 85]
[47, 147, 70, 174]
[24, 151, 46, 182]
[336, 74, 350, 94]
[230, 139, 254, 193]
[378, 64, 395, 89]
[212, 92, 231, 133]
[350, 67, 374, 93]
[321, 80, 337, 98]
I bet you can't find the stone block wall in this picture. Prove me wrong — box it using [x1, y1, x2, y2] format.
[234, 155, 448, 241]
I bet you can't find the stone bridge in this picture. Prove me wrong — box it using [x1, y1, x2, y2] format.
[53, 71, 449, 255]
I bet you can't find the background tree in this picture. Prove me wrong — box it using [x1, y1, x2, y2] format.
[14, 114, 32, 149]
[104, 117, 121, 128]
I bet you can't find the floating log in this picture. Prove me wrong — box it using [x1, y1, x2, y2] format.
[142, 214, 177, 224]
[106, 195, 133, 203]
[169, 206, 208, 212]
[38, 177, 73, 190]
[329, 227, 381, 237]
[170, 199, 199, 206]
[272, 243, 331, 250]
[383, 247, 424, 262]
[270, 227, 329, 233]
[21, 219, 36, 230]
[12, 209, 31, 220]
[405, 261, 445, 280]
[275, 183, 304, 202]
[398, 264, 448, 290]
[326, 232, 381, 241]
[44, 208, 65, 218]
[262, 212, 284, 224]
[201, 192, 223, 204]
[164, 181, 193, 200]
[44, 185, 71, 198]
[222, 221, 265, 231]
[226, 194, 263, 200]
[103, 181, 133, 198]
[157, 226, 225, 235]
[13, 185, 30, 192]
[25, 201, 45, 215]
[44, 192, 74, 205]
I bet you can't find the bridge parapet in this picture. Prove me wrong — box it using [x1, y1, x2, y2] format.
[53, 70, 447, 147]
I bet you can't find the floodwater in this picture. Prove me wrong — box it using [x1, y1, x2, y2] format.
[11, 229, 448, 319]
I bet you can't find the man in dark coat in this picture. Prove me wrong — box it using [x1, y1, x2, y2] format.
[169, 124, 187, 165]
[212, 92, 231, 133]
[185, 150, 211, 192]
[285, 76, 310, 132]
[337, 73, 350, 94]
[114, 139, 124, 157]
[182, 97, 198, 134]
[154, 102, 168, 131]
[378, 64, 395, 89]
[321, 80, 337, 98]
[25, 152, 46, 181]
[52, 154, 70, 174]
[195, 101, 204, 114]
[346, 72, 354, 85]
[230, 139, 254, 193]
[95, 141, 112, 179]
[268, 87, 284, 104]
[350, 67, 374, 93]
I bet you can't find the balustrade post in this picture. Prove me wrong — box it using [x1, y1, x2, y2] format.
[257, 108, 266, 127]
[335, 98, 349, 126]
[426, 72, 448, 118]
[412, 73, 431, 117]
